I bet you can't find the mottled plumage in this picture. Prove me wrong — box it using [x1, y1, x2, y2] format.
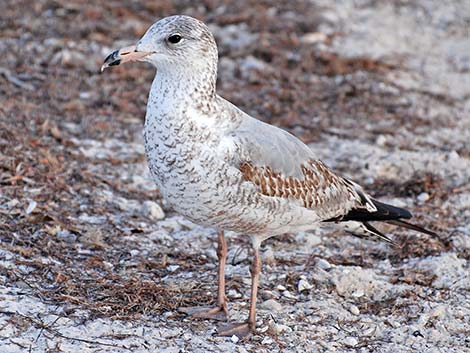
[102, 15, 437, 338]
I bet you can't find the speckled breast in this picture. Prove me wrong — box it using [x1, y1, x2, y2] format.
[143, 115, 238, 226]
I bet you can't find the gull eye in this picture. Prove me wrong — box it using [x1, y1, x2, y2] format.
[168, 34, 182, 44]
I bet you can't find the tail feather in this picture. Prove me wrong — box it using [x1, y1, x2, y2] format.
[386, 219, 438, 237]
[326, 198, 437, 242]
[332, 199, 412, 222]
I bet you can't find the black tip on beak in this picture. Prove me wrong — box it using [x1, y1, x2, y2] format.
[101, 45, 150, 73]
[101, 50, 121, 72]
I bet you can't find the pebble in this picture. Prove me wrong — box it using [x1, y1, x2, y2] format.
[25, 200, 37, 214]
[376, 135, 387, 146]
[142, 200, 165, 220]
[349, 304, 360, 315]
[298, 279, 314, 292]
[417, 192, 430, 202]
[344, 337, 358, 347]
[116, 197, 140, 213]
[301, 32, 327, 44]
[230, 335, 239, 343]
[160, 328, 183, 339]
[56, 230, 77, 243]
[270, 322, 292, 334]
[282, 290, 297, 300]
[317, 258, 332, 270]
[167, 265, 180, 272]
[228, 289, 242, 299]
[260, 299, 283, 312]
[386, 319, 401, 328]
[78, 214, 107, 224]
[261, 336, 273, 345]
[363, 326, 376, 336]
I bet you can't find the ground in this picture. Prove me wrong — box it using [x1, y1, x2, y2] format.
[0, 0, 469, 352]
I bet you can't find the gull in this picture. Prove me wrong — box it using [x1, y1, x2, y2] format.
[102, 15, 437, 337]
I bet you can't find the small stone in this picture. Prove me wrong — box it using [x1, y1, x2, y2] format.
[116, 197, 140, 213]
[103, 261, 114, 269]
[301, 32, 327, 44]
[26, 200, 37, 214]
[276, 284, 286, 291]
[228, 289, 242, 299]
[349, 304, 360, 315]
[230, 335, 239, 343]
[167, 265, 180, 272]
[312, 268, 330, 282]
[298, 279, 314, 292]
[344, 337, 358, 347]
[386, 319, 400, 328]
[261, 336, 273, 345]
[417, 192, 430, 202]
[160, 328, 182, 339]
[376, 135, 387, 146]
[56, 230, 77, 243]
[260, 299, 283, 312]
[270, 322, 292, 334]
[351, 289, 365, 298]
[282, 290, 297, 300]
[363, 326, 376, 336]
[317, 258, 332, 270]
[78, 213, 107, 224]
[142, 200, 165, 220]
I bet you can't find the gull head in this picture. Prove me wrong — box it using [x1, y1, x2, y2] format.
[101, 15, 218, 73]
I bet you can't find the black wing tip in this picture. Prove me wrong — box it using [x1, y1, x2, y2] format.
[386, 219, 439, 237]
[325, 199, 413, 223]
[363, 222, 395, 244]
[372, 200, 412, 219]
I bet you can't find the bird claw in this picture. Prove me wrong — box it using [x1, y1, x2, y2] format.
[217, 322, 254, 338]
[179, 305, 228, 321]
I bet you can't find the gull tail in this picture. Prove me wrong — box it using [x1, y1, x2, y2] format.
[385, 219, 438, 237]
[325, 199, 437, 242]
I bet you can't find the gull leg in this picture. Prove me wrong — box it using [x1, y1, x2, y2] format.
[179, 230, 229, 321]
[217, 239, 261, 338]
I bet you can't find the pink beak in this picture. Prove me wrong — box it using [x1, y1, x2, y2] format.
[101, 45, 152, 72]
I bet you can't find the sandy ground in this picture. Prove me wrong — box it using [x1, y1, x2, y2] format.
[0, 0, 469, 352]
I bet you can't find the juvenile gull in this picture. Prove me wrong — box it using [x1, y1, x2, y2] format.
[102, 15, 437, 337]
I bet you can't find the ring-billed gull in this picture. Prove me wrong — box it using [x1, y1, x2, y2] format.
[102, 15, 436, 338]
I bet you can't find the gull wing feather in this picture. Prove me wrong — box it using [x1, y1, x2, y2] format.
[226, 113, 375, 219]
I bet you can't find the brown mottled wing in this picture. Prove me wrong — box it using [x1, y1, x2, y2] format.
[230, 116, 376, 220]
[239, 160, 372, 219]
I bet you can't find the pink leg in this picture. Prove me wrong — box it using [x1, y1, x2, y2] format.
[217, 241, 261, 337]
[179, 230, 228, 321]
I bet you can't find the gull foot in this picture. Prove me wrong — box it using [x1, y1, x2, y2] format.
[179, 306, 228, 321]
[217, 322, 254, 338]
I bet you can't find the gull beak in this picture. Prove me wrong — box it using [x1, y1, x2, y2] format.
[101, 45, 152, 72]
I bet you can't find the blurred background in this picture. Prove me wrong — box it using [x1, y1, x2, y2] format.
[0, 0, 469, 352]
